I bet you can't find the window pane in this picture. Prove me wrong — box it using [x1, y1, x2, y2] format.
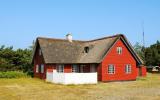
[125, 64, 131, 73]
[72, 65, 79, 73]
[41, 64, 44, 73]
[117, 47, 122, 54]
[36, 65, 39, 73]
[57, 64, 64, 73]
[108, 65, 115, 74]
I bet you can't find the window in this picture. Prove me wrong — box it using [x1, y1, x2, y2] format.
[39, 48, 42, 56]
[125, 64, 131, 73]
[57, 64, 64, 73]
[41, 64, 44, 73]
[90, 64, 96, 72]
[117, 47, 122, 54]
[36, 65, 39, 73]
[108, 64, 115, 74]
[80, 65, 85, 73]
[80, 64, 86, 73]
[84, 46, 89, 53]
[72, 65, 79, 73]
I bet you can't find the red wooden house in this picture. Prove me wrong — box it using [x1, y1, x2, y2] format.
[32, 34, 146, 84]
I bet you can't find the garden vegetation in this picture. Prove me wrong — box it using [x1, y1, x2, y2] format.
[0, 45, 33, 78]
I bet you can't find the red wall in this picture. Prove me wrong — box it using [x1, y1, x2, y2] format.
[140, 66, 147, 77]
[100, 39, 138, 81]
[34, 44, 45, 79]
[97, 64, 102, 81]
[64, 64, 72, 73]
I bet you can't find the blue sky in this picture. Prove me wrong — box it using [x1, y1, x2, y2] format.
[0, 0, 159, 49]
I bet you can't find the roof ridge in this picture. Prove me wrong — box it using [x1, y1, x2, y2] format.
[87, 34, 123, 42]
[37, 37, 85, 42]
[37, 34, 124, 42]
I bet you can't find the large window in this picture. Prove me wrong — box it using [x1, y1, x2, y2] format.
[36, 65, 39, 73]
[41, 64, 44, 73]
[117, 47, 122, 54]
[108, 64, 115, 74]
[57, 64, 64, 73]
[125, 64, 131, 73]
[72, 65, 79, 73]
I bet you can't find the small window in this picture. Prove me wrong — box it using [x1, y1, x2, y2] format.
[36, 65, 39, 73]
[72, 65, 79, 73]
[117, 47, 122, 54]
[108, 64, 115, 74]
[84, 47, 89, 53]
[39, 49, 42, 56]
[41, 64, 44, 73]
[125, 64, 131, 73]
[57, 64, 64, 73]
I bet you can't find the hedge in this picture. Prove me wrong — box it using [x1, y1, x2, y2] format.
[0, 71, 29, 78]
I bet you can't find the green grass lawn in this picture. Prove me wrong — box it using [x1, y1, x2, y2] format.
[0, 73, 160, 100]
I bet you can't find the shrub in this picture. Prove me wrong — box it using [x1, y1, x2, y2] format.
[27, 70, 34, 77]
[0, 71, 29, 78]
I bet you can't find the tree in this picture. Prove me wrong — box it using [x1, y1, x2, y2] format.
[145, 40, 160, 66]
[133, 42, 145, 63]
[0, 45, 33, 75]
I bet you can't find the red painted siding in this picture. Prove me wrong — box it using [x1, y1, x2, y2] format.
[100, 39, 138, 81]
[46, 64, 56, 72]
[34, 44, 46, 79]
[64, 64, 72, 73]
[140, 66, 147, 77]
[142, 66, 147, 76]
[97, 64, 102, 81]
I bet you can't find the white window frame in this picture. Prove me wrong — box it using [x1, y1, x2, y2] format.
[41, 64, 44, 73]
[108, 64, 115, 74]
[57, 64, 64, 73]
[125, 64, 131, 74]
[36, 64, 39, 73]
[72, 64, 79, 73]
[117, 47, 122, 54]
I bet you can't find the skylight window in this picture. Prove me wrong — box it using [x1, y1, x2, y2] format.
[84, 46, 89, 53]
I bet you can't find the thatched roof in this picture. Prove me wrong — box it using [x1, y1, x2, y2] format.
[32, 34, 143, 65]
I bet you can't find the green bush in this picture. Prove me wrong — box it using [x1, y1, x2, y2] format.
[27, 70, 34, 77]
[0, 71, 29, 78]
